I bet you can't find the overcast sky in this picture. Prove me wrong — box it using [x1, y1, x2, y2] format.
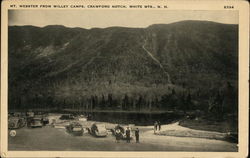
[9, 10, 238, 29]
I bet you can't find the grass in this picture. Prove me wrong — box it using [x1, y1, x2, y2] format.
[156, 129, 227, 141]
[178, 117, 237, 133]
[156, 117, 238, 142]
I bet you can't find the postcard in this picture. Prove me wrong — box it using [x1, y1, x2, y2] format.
[1, 0, 249, 157]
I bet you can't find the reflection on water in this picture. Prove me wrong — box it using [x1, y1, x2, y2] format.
[88, 112, 183, 126]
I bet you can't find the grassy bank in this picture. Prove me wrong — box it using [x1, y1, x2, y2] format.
[179, 117, 237, 133]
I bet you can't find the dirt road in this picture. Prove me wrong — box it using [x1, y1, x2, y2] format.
[8, 124, 237, 151]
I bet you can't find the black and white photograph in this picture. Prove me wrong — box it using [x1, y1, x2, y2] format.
[1, 1, 249, 157]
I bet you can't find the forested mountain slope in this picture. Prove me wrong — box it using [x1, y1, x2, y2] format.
[8, 21, 238, 112]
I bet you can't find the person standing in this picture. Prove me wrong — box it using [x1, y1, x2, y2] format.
[115, 129, 121, 143]
[154, 121, 158, 134]
[125, 127, 130, 143]
[135, 128, 140, 143]
[158, 120, 161, 131]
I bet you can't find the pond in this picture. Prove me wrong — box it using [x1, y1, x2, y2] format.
[86, 111, 183, 126]
[9, 108, 184, 126]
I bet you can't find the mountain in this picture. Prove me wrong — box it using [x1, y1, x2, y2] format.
[8, 21, 238, 111]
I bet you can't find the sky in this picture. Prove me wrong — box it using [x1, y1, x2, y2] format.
[9, 10, 238, 29]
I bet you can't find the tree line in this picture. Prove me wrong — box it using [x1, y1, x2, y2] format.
[9, 82, 237, 118]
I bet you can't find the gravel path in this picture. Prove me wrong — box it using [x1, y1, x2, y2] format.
[8, 120, 237, 151]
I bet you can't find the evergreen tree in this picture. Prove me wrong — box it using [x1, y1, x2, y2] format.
[100, 94, 106, 109]
[186, 91, 192, 111]
[108, 93, 113, 108]
[122, 94, 129, 110]
[222, 82, 237, 114]
[136, 95, 143, 111]
[160, 94, 169, 110]
[94, 95, 98, 109]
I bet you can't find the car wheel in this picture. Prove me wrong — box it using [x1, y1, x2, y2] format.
[10, 130, 16, 137]
[110, 129, 114, 135]
[17, 123, 21, 128]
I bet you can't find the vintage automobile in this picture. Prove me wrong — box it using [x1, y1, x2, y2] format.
[112, 125, 133, 140]
[26, 111, 35, 117]
[225, 132, 238, 143]
[59, 114, 75, 120]
[42, 117, 49, 125]
[78, 115, 87, 121]
[88, 123, 108, 137]
[39, 114, 49, 125]
[8, 117, 26, 129]
[13, 112, 22, 117]
[30, 116, 43, 128]
[66, 122, 84, 136]
[53, 121, 70, 129]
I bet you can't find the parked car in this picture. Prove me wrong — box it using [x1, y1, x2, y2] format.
[53, 120, 71, 129]
[26, 111, 35, 117]
[13, 112, 22, 117]
[30, 117, 43, 128]
[78, 115, 87, 121]
[112, 125, 133, 140]
[88, 123, 108, 137]
[37, 114, 49, 125]
[8, 117, 26, 129]
[59, 114, 75, 120]
[66, 122, 84, 136]
[226, 132, 238, 143]
[42, 116, 49, 125]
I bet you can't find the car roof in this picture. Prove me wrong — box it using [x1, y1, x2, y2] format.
[33, 117, 42, 119]
[9, 117, 20, 121]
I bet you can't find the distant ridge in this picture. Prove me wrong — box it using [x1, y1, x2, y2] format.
[9, 20, 237, 30]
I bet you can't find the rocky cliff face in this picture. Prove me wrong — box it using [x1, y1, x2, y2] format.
[8, 21, 238, 109]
